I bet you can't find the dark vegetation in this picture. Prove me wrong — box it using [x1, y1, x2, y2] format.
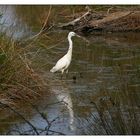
[80, 87, 140, 135]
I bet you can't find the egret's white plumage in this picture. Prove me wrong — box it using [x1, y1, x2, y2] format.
[50, 32, 78, 75]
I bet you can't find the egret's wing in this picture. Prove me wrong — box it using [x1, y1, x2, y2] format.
[50, 55, 67, 73]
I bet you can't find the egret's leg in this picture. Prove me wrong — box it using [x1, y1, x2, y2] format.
[61, 69, 64, 79]
[61, 73, 63, 80]
[66, 69, 69, 74]
[66, 69, 69, 78]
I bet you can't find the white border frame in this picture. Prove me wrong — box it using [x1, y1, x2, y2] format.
[0, 0, 140, 5]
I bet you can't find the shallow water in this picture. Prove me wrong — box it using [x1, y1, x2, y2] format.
[0, 6, 140, 135]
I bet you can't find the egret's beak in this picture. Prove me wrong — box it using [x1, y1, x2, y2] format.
[76, 34, 90, 45]
[76, 34, 81, 38]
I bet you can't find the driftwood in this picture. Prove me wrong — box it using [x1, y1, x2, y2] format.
[58, 9, 140, 33]
[58, 10, 91, 28]
[89, 11, 133, 28]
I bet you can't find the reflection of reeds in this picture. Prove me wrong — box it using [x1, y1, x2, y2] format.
[0, 99, 65, 135]
[0, 34, 45, 107]
[81, 72, 140, 135]
[81, 94, 140, 134]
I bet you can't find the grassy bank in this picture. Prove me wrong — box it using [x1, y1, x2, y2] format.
[0, 34, 44, 107]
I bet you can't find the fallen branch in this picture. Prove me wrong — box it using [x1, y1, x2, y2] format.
[58, 9, 140, 33]
[89, 11, 133, 28]
[58, 8, 91, 28]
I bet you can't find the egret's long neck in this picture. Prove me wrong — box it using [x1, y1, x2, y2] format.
[67, 36, 73, 56]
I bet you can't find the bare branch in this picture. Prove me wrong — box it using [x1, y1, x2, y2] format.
[0, 101, 39, 135]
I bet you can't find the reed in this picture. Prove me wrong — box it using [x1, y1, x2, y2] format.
[0, 33, 45, 107]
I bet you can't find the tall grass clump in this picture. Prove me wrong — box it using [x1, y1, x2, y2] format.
[81, 76, 140, 135]
[0, 34, 44, 107]
[87, 95, 139, 134]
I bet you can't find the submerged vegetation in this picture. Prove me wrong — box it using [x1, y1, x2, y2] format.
[81, 86, 140, 134]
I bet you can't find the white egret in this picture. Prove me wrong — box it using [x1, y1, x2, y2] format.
[50, 31, 80, 77]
